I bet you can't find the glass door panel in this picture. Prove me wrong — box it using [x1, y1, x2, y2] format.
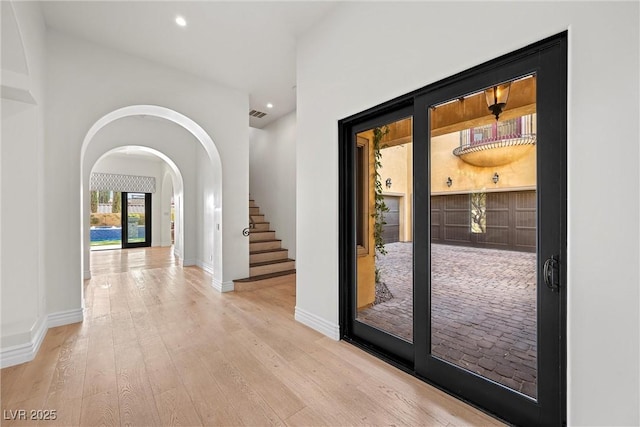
[355, 116, 414, 343]
[89, 190, 122, 250]
[127, 193, 146, 244]
[122, 192, 151, 248]
[429, 75, 538, 398]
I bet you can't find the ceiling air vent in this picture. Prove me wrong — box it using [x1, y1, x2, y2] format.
[249, 109, 267, 118]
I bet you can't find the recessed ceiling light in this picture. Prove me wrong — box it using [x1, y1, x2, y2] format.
[175, 16, 187, 27]
[266, 103, 274, 109]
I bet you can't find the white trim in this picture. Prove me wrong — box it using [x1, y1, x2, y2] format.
[1, 308, 85, 368]
[197, 260, 214, 275]
[294, 307, 340, 340]
[381, 191, 405, 197]
[182, 258, 196, 267]
[212, 278, 234, 293]
[1, 69, 36, 104]
[48, 309, 84, 328]
[0, 316, 47, 369]
[84, 270, 91, 280]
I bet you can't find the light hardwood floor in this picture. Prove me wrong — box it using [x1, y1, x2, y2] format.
[1, 247, 504, 426]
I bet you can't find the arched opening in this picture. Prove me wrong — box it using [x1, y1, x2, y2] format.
[80, 106, 224, 301]
[88, 146, 183, 255]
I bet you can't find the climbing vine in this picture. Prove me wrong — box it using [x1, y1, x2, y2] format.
[372, 126, 389, 283]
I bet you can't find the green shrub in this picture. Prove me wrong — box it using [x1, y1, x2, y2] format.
[90, 213, 121, 227]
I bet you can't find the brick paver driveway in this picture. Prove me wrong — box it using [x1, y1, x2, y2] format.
[357, 242, 537, 398]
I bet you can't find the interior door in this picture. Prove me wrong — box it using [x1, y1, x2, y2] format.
[121, 192, 152, 248]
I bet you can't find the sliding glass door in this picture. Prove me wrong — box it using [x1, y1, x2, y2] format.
[340, 33, 566, 425]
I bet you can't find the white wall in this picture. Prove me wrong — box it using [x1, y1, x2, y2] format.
[249, 111, 297, 258]
[2, 8, 251, 365]
[196, 142, 216, 274]
[92, 153, 165, 247]
[1, 2, 48, 362]
[160, 164, 174, 247]
[296, 2, 639, 425]
[43, 29, 249, 321]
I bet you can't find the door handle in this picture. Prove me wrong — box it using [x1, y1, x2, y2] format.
[543, 255, 560, 292]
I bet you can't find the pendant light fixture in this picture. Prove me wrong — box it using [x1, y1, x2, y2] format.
[485, 82, 511, 120]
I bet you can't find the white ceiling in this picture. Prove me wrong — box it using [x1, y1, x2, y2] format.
[39, 1, 338, 128]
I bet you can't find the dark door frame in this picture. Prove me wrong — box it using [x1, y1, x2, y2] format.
[339, 103, 415, 365]
[338, 32, 567, 426]
[121, 192, 152, 249]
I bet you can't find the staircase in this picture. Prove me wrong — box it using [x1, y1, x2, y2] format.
[233, 199, 296, 291]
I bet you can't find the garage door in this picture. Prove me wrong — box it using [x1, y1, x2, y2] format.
[382, 196, 400, 244]
[430, 191, 536, 252]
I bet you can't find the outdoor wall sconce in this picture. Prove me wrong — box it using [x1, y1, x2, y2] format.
[493, 172, 500, 184]
[385, 178, 392, 189]
[485, 82, 511, 120]
[446, 177, 453, 187]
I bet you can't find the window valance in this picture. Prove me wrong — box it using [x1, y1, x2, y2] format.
[90, 172, 156, 193]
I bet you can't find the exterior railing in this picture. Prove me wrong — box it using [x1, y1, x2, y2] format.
[453, 114, 536, 157]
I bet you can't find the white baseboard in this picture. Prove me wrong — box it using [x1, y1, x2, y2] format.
[84, 270, 91, 280]
[1, 308, 84, 369]
[294, 307, 340, 340]
[196, 260, 214, 275]
[182, 258, 196, 267]
[212, 278, 234, 293]
[48, 308, 84, 328]
[0, 316, 47, 369]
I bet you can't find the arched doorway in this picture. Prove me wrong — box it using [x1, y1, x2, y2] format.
[80, 106, 226, 300]
[88, 146, 183, 255]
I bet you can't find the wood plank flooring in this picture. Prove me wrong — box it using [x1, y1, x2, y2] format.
[1, 247, 504, 426]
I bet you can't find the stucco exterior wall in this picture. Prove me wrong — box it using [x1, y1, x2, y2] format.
[430, 131, 536, 195]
